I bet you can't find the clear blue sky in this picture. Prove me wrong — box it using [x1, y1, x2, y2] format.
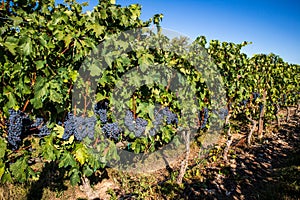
[69, 0, 300, 64]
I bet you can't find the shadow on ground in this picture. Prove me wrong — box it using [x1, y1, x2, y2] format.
[182, 116, 300, 200]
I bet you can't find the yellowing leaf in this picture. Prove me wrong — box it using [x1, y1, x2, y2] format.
[54, 125, 64, 139]
[63, 135, 74, 145]
[0, 163, 5, 179]
[74, 144, 88, 165]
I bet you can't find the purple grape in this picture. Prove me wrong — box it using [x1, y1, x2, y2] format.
[102, 122, 122, 140]
[94, 100, 108, 124]
[6, 109, 31, 150]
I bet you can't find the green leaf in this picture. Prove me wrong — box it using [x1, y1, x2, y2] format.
[35, 60, 45, 70]
[0, 138, 7, 159]
[59, 152, 76, 168]
[9, 157, 28, 183]
[89, 63, 102, 77]
[83, 165, 93, 177]
[64, 34, 73, 47]
[41, 136, 59, 161]
[5, 92, 17, 109]
[49, 89, 62, 103]
[30, 98, 43, 109]
[105, 141, 119, 161]
[0, 162, 5, 180]
[70, 169, 80, 186]
[1, 171, 12, 183]
[22, 39, 32, 56]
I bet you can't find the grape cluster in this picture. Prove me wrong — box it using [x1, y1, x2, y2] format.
[162, 107, 179, 125]
[124, 110, 148, 137]
[200, 107, 209, 129]
[149, 109, 164, 136]
[94, 100, 108, 124]
[146, 107, 179, 137]
[124, 110, 135, 132]
[134, 117, 148, 137]
[102, 122, 122, 141]
[38, 125, 51, 137]
[62, 113, 96, 141]
[31, 117, 51, 137]
[6, 109, 31, 150]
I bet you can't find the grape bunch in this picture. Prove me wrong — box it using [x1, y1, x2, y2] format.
[94, 100, 108, 124]
[149, 109, 164, 136]
[124, 110, 148, 137]
[31, 117, 51, 137]
[124, 107, 178, 137]
[62, 112, 96, 141]
[162, 107, 179, 125]
[102, 122, 122, 141]
[124, 110, 135, 132]
[75, 116, 96, 140]
[6, 109, 31, 150]
[38, 125, 51, 137]
[200, 107, 209, 129]
[134, 117, 148, 137]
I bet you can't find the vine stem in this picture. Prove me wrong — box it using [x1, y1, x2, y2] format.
[80, 175, 98, 200]
[286, 106, 291, 122]
[176, 129, 190, 184]
[22, 99, 30, 112]
[223, 127, 232, 162]
[258, 90, 267, 140]
[246, 116, 257, 146]
[275, 104, 281, 127]
[223, 110, 232, 162]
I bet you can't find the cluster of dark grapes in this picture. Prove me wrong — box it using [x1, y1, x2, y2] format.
[102, 122, 122, 141]
[161, 107, 179, 125]
[6, 109, 52, 150]
[94, 100, 108, 124]
[124, 107, 178, 138]
[6, 109, 31, 150]
[31, 117, 51, 137]
[62, 112, 96, 141]
[124, 110, 148, 137]
[199, 107, 209, 129]
[149, 109, 164, 136]
[93, 100, 123, 140]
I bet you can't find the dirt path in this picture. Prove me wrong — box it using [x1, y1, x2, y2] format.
[183, 116, 300, 200]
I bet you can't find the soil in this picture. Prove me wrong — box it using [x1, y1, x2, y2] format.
[180, 114, 300, 200]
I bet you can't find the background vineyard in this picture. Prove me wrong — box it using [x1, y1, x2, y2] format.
[0, 0, 299, 199]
